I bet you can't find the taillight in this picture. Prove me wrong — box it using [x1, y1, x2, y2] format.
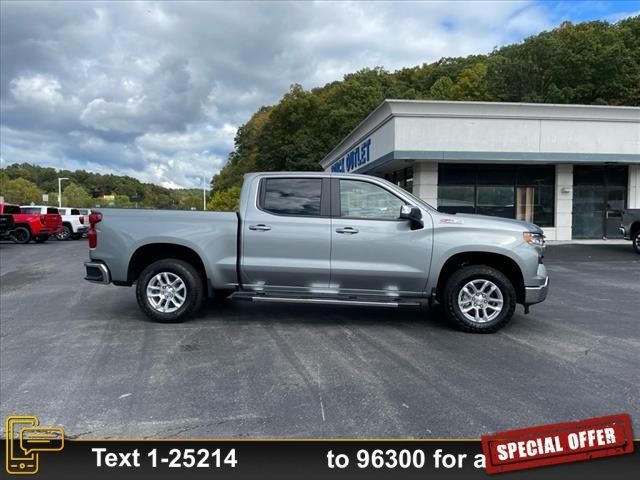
[88, 211, 102, 249]
[79, 216, 84, 224]
[88, 229, 97, 249]
[40, 215, 46, 224]
[89, 212, 102, 226]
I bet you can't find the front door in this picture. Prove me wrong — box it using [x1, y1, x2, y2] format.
[330, 178, 432, 295]
[242, 177, 331, 291]
[572, 166, 628, 239]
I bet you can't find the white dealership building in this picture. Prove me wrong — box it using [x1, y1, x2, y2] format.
[320, 100, 640, 240]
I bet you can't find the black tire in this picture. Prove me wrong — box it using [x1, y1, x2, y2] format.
[56, 225, 72, 240]
[442, 265, 516, 333]
[633, 230, 640, 255]
[135, 259, 205, 323]
[34, 235, 48, 243]
[11, 226, 31, 244]
[71, 233, 82, 240]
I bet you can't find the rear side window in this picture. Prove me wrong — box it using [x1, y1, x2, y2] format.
[47, 208, 59, 214]
[261, 178, 322, 216]
[3, 205, 21, 214]
[70, 209, 80, 215]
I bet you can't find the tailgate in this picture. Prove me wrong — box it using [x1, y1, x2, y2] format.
[45, 214, 62, 232]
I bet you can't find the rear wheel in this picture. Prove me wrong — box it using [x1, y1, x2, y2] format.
[136, 259, 205, 323]
[56, 225, 72, 240]
[442, 265, 516, 333]
[633, 230, 640, 254]
[11, 226, 31, 244]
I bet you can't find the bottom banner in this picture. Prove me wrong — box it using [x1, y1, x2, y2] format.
[3, 439, 639, 479]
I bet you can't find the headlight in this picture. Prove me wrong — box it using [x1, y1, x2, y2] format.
[523, 232, 545, 248]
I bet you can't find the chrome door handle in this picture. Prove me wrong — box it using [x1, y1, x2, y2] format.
[249, 224, 271, 231]
[336, 227, 359, 234]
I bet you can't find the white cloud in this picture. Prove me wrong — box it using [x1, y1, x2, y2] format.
[11, 74, 64, 106]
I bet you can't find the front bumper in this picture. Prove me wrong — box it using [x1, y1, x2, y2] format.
[619, 226, 630, 240]
[84, 261, 111, 284]
[525, 276, 549, 305]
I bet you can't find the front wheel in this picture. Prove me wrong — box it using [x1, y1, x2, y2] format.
[633, 230, 640, 254]
[135, 259, 205, 323]
[442, 265, 516, 333]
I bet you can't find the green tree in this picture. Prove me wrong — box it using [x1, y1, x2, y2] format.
[207, 186, 241, 212]
[61, 183, 93, 207]
[0, 178, 43, 205]
[429, 76, 455, 99]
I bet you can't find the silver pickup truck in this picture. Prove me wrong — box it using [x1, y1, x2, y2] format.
[619, 209, 640, 254]
[84, 172, 548, 333]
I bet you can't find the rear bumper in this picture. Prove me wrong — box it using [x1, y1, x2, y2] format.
[77, 226, 89, 234]
[525, 276, 549, 305]
[84, 261, 111, 284]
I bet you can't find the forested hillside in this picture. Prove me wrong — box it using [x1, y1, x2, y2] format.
[209, 17, 640, 210]
[0, 163, 203, 209]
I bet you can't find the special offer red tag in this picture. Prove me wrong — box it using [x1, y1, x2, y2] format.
[481, 413, 634, 474]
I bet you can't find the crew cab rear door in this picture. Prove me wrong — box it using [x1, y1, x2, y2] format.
[241, 177, 331, 291]
[329, 178, 432, 294]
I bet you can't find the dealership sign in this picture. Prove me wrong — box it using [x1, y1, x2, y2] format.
[330, 138, 372, 173]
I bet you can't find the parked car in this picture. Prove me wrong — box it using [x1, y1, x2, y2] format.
[56, 207, 89, 240]
[1, 203, 62, 243]
[84, 173, 549, 333]
[619, 209, 640, 254]
[0, 212, 16, 240]
[77, 208, 93, 236]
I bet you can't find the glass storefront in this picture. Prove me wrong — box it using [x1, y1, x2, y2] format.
[437, 164, 555, 227]
[572, 165, 628, 239]
[384, 167, 413, 193]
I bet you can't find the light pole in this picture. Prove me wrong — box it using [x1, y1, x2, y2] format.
[203, 176, 207, 211]
[58, 177, 69, 208]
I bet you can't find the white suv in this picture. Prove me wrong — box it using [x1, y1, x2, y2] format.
[57, 207, 89, 240]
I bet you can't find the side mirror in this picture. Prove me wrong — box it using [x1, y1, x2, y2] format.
[400, 204, 423, 230]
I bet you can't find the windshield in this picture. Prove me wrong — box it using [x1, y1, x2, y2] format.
[21, 207, 41, 214]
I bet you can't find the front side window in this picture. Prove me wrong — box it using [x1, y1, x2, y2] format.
[340, 180, 404, 220]
[262, 178, 322, 216]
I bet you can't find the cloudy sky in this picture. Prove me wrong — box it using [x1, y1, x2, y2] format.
[1, 1, 638, 189]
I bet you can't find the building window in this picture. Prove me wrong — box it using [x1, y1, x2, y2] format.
[438, 164, 555, 227]
[384, 167, 414, 193]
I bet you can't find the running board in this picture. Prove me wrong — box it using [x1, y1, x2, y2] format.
[231, 293, 421, 308]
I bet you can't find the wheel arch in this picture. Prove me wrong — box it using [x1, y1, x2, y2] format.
[435, 251, 525, 305]
[127, 243, 208, 290]
[13, 222, 32, 232]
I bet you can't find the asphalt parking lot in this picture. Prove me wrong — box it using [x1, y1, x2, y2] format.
[1, 240, 638, 439]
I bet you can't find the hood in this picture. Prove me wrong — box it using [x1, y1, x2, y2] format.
[437, 212, 543, 234]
